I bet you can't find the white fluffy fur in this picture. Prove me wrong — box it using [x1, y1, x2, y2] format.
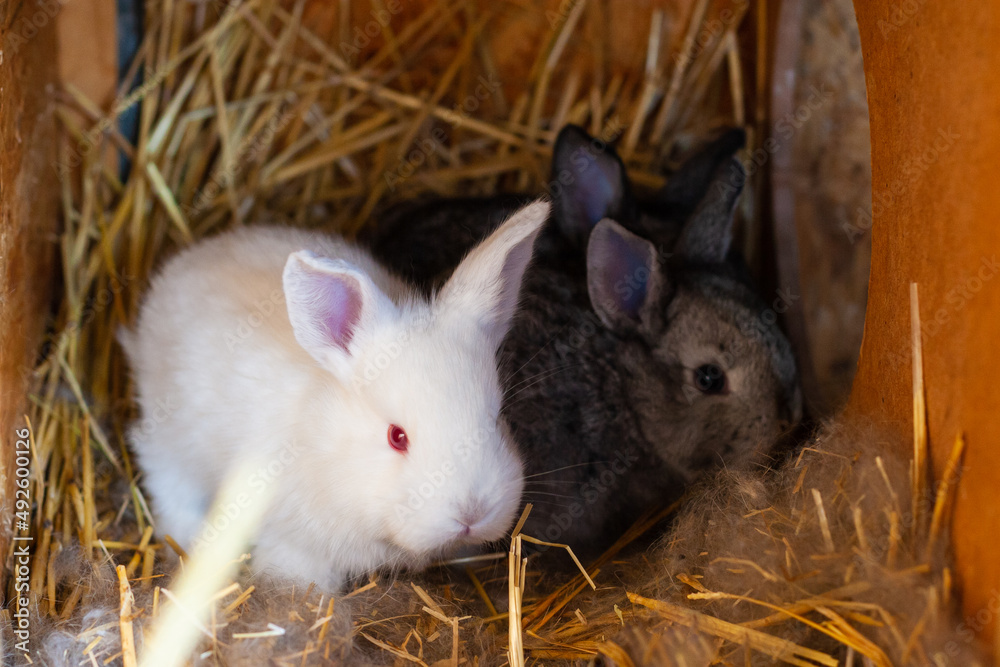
[120, 200, 550, 590]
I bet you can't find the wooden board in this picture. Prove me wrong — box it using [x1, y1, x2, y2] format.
[849, 0, 1000, 651]
[56, 0, 118, 110]
[0, 0, 61, 600]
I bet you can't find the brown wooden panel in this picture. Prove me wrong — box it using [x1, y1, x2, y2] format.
[0, 1, 61, 598]
[850, 0, 1000, 649]
[56, 0, 117, 109]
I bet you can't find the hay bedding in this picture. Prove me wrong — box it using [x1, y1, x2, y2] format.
[0, 0, 988, 664]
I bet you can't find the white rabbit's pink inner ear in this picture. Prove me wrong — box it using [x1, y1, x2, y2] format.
[586, 219, 661, 329]
[314, 274, 362, 351]
[284, 251, 365, 368]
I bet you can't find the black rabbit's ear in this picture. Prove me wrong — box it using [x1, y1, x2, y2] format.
[586, 219, 665, 331]
[658, 127, 746, 220]
[551, 125, 631, 247]
[674, 157, 745, 264]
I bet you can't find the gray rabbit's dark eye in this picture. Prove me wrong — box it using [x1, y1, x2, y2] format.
[694, 364, 727, 394]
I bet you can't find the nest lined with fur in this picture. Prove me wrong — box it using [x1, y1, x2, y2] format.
[12, 419, 985, 666]
[1, 0, 987, 664]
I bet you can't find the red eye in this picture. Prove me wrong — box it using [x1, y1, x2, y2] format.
[388, 425, 409, 453]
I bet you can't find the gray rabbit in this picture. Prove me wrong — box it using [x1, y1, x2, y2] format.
[364, 125, 802, 554]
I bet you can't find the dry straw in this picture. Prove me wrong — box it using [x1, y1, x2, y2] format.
[7, 0, 974, 664]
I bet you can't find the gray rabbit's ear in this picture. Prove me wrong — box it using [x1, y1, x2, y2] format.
[551, 125, 631, 247]
[586, 219, 665, 330]
[658, 127, 746, 219]
[674, 157, 745, 264]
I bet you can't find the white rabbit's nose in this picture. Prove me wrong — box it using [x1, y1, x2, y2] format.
[458, 506, 485, 531]
[451, 517, 476, 541]
[455, 502, 493, 539]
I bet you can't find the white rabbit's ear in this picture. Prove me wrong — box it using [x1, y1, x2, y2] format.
[437, 200, 549, 349]
[283, 251, 389, 379]
[586, 219, 665, 331]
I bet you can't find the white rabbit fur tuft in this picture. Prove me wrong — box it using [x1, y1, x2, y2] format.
[122, 200, 549, 590]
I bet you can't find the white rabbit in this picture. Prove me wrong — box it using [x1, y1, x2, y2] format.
[120, 200, 549, 590]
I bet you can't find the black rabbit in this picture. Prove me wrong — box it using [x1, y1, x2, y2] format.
[364, 125, 802, 553]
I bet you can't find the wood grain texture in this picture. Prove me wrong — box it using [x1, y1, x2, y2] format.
[0, 0, 61, 599]
[849, 0, 1000, 648]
